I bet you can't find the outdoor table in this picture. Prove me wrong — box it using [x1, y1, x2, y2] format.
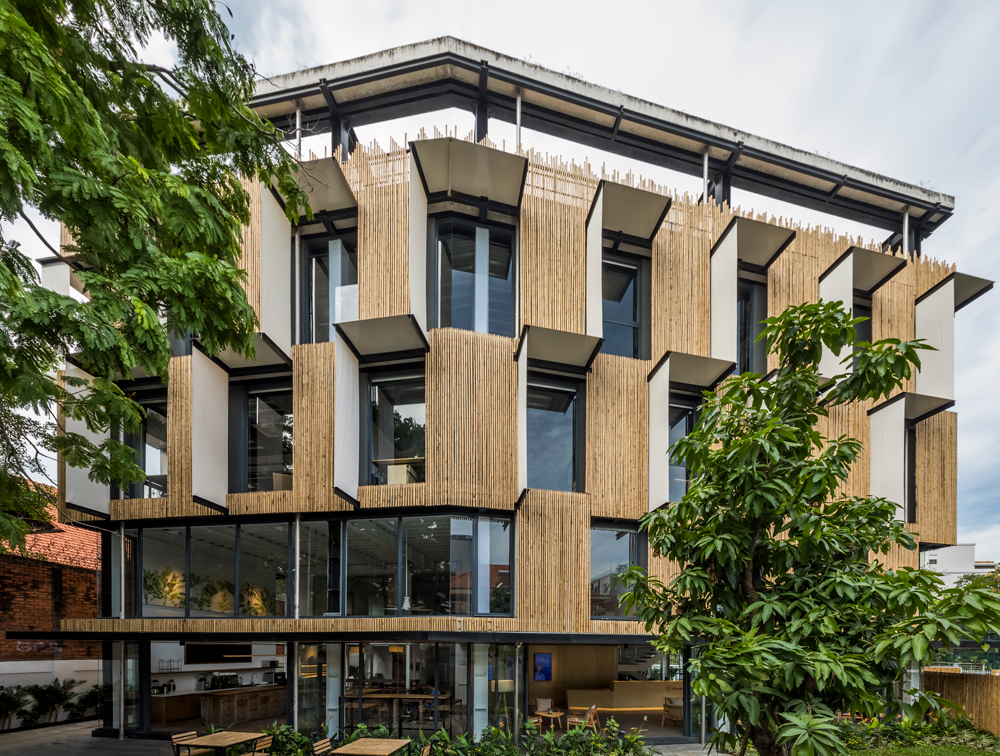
[332, 737, 413, 756]
[535, 710, 563, 731]
[184, 731, 265, 756]
[359, 693, 452, 727]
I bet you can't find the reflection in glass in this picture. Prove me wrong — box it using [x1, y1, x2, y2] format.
[737, 278, 768, 374]
[248, 385, 293, 492]
[400, 516, 473, 616]
[238, 523, 288, 617]
[853, 301, 872, 372]
[600, 260, 639, 358]
[301, 521, 340, 617]
[369, 373, 425, 485]
[189, 525, 237, 617]
[298, 643, 326, 737]
[308, 240, 359, 343]
[439, 221, 514, 337]
[477, 518, 511, 614]
[440, 222, 476, 331]
[590, 525, 639, 617]
[346, 519, 398, 616]
[668, 399, 699, 503]
[126, 398, 168, 499]
[526, 380, 577, 492]
[140, 527, 186, 617]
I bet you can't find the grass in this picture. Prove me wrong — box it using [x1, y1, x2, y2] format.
[854, 747, 993, 756]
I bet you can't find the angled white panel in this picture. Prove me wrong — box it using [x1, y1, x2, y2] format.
[517, 331, 528, 494]
[818, 253, 854, 379]
[260, 186, 292, 359]
[474, 227, 489, 333]
[915, 279, 955, 402]
[408, 153, 428, 333]
[40, 262, 71, 297]
[599, 182, 671, 242]
[411, 138, 527, 208]
[191, 349, 228, 508]
[648, 357, 670, 512]
[290, 156, 357, 214]
[869, 398, 907, 520]
[63, 365, 110, 515]
[585, 185, 604, 339]
[334, 333, 360, 501]
[710, 230, 738, 362]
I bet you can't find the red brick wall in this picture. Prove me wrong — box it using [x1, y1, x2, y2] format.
[0, 555, 100, 661]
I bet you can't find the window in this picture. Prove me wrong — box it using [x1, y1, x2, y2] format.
[590, 523, 643, 618]
[600, 254, 649, 359]
[737, 277, 768, 374]
[140, 527, 186, 617]
[304, 238, 358, 342]
[478, 517, 511, 614]
[436, 219, 515, 337]
[238, 523, 289, 617]
[853, 299, 873, 372]
[526, 375, 584, 492]
[247, 384, 293, 492]
[299, 521, 340, 617]
[400, 515, 473, 615]
[346, 518, 398, 616]
[668, 393, 700, 502]
[189, 525, 237, 617]
[365, 368, 426, 486]
[905, 422, 917, 524]
[123, 395, 168, 499]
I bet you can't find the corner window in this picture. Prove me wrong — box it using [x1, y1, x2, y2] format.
[304, 237, 358, 343]
[590, 522, 643, 618]
[737, 277, 767, 374]
[600, 254, 649, 359]
[668, 392, 700, 502]
[526, 374, 584, 492]
[122, 395, 168, 499]
[364, 368, 426, 486]
[436, 219, 515, 337]
[247, 384, 294, 492]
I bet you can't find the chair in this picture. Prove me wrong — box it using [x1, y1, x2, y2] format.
[525, 699, 541, 730]
[566, 704, 600, 733]
[420, 745, 432, 756]
[313, 739, 333, 755]
[171, 730, 212, 756]
[535, 697, 552, 712]
[238, 734, 273, 756]
[662, 697, 683, 727]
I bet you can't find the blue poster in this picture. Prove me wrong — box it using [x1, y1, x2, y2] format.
[534, 652, 552, 681]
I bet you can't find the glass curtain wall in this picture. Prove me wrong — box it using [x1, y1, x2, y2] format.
[307, 239, 359, 342]
[140, 527, 186, 617]
[238, 523, 288, 617]
[189, 525, 237, 617]
[401, 516, 473, 616]
[590, 524, 641, 618]
[248, 385, 294, 492]
[300, 521, 340, 617]
[438, 220, 514, 337]
[368, 372, 426, 486]
[346, 519, 398, 616]
[737, 278, 768, 374]
[102, 642, 140, 731]
[297, 643, 326, 737]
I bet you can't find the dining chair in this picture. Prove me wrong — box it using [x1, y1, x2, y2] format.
[170, 730, 212, 756]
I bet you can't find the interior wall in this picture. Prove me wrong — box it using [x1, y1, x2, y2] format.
[525, 644, 617, 707]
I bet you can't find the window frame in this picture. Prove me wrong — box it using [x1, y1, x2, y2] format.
[588, 518, 647, 620]
[667, 388, 702, 503]
[359, 362, 427, 487]
[228, 376, 294, 494]
[599, 250, 651, 360]
[115, 389, 169, 500]
[525, 370, 587, 493]
[737, 270, 768, 375]
[298, 230, 359, 345]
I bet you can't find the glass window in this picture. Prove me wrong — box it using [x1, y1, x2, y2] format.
[248, 385, 294, 492]
[853, 300, 872, 372]
[668, 396, 700, 503]
[600, 258, 639, 358]
[438, 220, 515, 337]
[737, 278, 768, 374]
[400, 516, 473, 616]
[189, 525, 237, 617]
[526, 377, 579, 492]
[368, 371, 425, 486]
[300, 521, 340, 617]
[307, 239, 359, 342]
[346, 519, 398, 616]
[477, 518, 511, 614]
[124, 397, 168, 499]
[590, 524, 641, 618]
[140, 527, 186, 618]
[238, 523, 289, 617]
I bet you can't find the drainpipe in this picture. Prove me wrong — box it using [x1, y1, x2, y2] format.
[700, 696, 706, 745]
[516, 91, 522, 149]
[119, 640, 125, 740]
[292, 641, 299, 732]
[702, 149, 710, 204]
[514, 643, 522, 744]
[119, 524, 125, 620]
[294, 514, 300, 620]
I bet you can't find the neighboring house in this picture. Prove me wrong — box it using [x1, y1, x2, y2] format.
[20, 37, 989, 740]
[921, 544, 998, 587]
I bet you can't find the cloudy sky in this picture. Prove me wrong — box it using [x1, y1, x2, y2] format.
[12, 1, 1000, 557]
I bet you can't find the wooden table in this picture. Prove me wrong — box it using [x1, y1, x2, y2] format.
[361, 693, 452, 726]
[332, 737, 412, 756]
[184, 731, 264, 756]
[535, 710, 564, 731]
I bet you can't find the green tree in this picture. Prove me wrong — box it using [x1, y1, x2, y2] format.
[622, 301, 1000, 756]
[955, 568, 1000, 592]
[0, 0, 309, 548]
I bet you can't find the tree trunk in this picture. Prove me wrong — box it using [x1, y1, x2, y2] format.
[751, 726, 787, 756]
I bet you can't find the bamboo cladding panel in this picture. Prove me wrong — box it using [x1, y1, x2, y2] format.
[880, 542, 919, 571]
[915, 410, 957, 546]
[110, 499, 169, 521]
[519, 153, 596, 334]
[358, 483, 426, 509]
[924, 671, 1000, 738]
[239, 175, 262, 320]
[165, 355, 194, 517]
[586, 353, 649, 520]
[228, 491, 295, 516]
[344, 141, 411, 321]
[426, 328, 518, 510]
[817, 400, 873, 501]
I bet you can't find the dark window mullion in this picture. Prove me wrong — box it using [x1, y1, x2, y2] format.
[185, 526, 191, 618]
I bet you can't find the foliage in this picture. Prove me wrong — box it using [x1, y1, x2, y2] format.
[240, 582, 277, 616]
[837, 708, 1000, 753]
[0, 685, 29, 730]
[142, 566, 185, 606]
[65, 683, 102, 722]
[620, 301, 1000, 756]
[22, 677, 81, 724]
[262, 721, 313, 756]
[0, 0, 309, 549]
[522, 718, 653, 756]
[955, 568, 1000, 592]
[340, 723, 397, 743]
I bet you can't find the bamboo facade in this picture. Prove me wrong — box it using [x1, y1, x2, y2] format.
[239, 175, 262, 320]
[924, 671, 1000, 738]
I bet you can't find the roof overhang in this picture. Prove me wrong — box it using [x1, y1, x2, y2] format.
[589, 180, 671, 250]
[868, 391, 954, 422]
[410, 137, 528, 215]
[213, 334, 292, 370]
[250, 37, 955, 236]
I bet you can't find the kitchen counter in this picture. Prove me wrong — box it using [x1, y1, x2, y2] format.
[203, 684, 287, 726]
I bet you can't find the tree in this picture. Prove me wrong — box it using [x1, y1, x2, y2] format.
[0, 0, 309, 549]
[955, 568, 1000, 592]
[622, 301, 1000, 756]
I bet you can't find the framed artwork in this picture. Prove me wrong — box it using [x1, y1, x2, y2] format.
[534, 652, 552, 681]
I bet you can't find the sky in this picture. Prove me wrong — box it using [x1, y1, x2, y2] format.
[10, 1, 1000, 559]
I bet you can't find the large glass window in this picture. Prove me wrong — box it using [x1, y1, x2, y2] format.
[248, 384, 294, 492]
[477, 518, 511, 614]
[123, 396, 168, 499]
[140, 527, 186, 618]
[737, 277, 768, 374]
[668, 394, 700, 503]
[300, 521, 340, 617]
[400, 516, 473, 616]
[526, 376, 582, 492]
[601, 258, 640, 358]
[853, 299, 873, 372]
[590, 523, 642, 618]
[346, 519, 398, 616]
[438, 220, 515, 337]
[306, 238, 359, 343]
[367, 370, 426, 486]
[189, 525, 237, 618]
[238, 523, 289, 617]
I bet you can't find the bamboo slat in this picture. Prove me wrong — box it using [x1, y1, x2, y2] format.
[239, 176, 262, 320]
[228, 491, 296, 516]
[924, 671, 1000, 737]
[358, 483, 427, 509]
[914, 410, 957, 546]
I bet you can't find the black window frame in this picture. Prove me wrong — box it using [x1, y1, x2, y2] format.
[588, 518, 647, 620]
[359, 362, 427, 487]
[426, 213, 518, 337]
[525, 370, 587, 493]
[853, 293, 873, 372]
[905, 421, 917, 524]
[228, 375, 294, 494]
[114, 388, 169, 501]
[668, 388, 702, 502]
[737, 271, 768, 375]
[298, 230, 359, 345]
[599, 250, 651, 360]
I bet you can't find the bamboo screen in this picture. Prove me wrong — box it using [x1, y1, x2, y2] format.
[238, 175, 262, 320]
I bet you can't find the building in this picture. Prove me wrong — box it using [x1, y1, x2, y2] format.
[18, 37, 992, 741]
[921, 544, 998, 588]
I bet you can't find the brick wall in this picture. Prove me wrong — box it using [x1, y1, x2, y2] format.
[0, 555, 100, 661]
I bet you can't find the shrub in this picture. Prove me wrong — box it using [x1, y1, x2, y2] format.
[0, 686, 29, 730]
[66, 684, 102, 722]
[263, 721, 315, 756]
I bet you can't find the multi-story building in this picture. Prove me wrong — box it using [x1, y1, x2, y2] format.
[19, 38, 992, 741]
[921, 544, 998, 588]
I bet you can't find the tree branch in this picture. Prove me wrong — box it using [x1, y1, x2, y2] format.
[17, 211, 79, 270]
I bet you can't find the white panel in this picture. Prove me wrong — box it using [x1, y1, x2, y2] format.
[585, 186, 604, 339]
[710, 229, 738, 362]
[40, 263, 71, 297]
[818, 253, 854, 379]
[63, 365, 110, 515]
[474, 226, 490, 333]
[869, 399, 907, 520]
[472, 644, 490, 740]
[334, 333, 360, 500]
[191, 349, 228, 508]
[517, 332, 528, 493]
[915, 279, 955, 401]
[409, 153, 428, 332]
[648, 358, 670, 512]
[259, 186, 292, 359]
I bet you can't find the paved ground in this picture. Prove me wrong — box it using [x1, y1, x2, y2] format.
[651, 746, 713, 756]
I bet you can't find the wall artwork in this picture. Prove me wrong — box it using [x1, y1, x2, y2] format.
[534, 652, 552, 681]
